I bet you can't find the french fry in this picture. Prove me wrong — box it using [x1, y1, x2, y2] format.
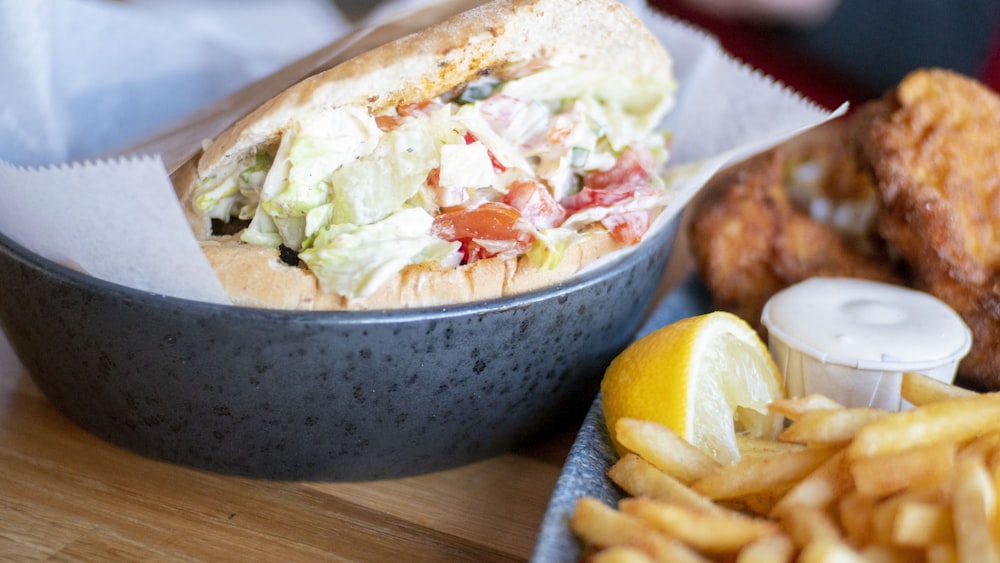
[777, 505, 841, 549]
[958, 432, 1000, 463]
[850, 441, 957, 499]
[925, 543, 959, 563]
[589, 545, 656, 563]
[770, 449, 852, 517]
[734, 532, 794, 563]
[951, 457, 1000, 563]
[724, 482, 796, 517]
[607, 453, 722, 514]
[891, 501, 953, 547]
[901, 371, 976, 406]
[737, 435, 806, 459]
[619, 497, 780, 554]
[691, 446, 838, 501]
[570, 497, 709, 563]
[571, 379, 997, 562]
[615, 418, 721, 483]
[778, 407, 888, 445]
[796, 537, 865, 563]
[869, 496, 900, 546]
[857, 543, 923, 563]
[847, 392, 1000, 460]
[837, 492, 877, 547]
[768, 394, 845, 421]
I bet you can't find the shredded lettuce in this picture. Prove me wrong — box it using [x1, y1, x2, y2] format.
[299, 207, 460, 298]
[258, 106, 381, 249]
[329, 108, 456, 226]
[500, 67, 675, 130]
[527, 228, 582, 269]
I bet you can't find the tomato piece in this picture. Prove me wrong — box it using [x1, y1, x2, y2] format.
[398, 100, 442, 117]
[462, 240, 490, 264]
[376, 100, 442, 131]
[583, 148, 653, 191]
[432, 202, 534, 262]
[375, 115, 405, 132]
[601, 210, 651, 245]
[546, 114, 575, 145]
[463, 132, 506, 173]
[478, 94, 525, 130]
[560, 186, 635, 214]
[434, 202, 527, 240]
[583, 149, 650, 190]
[427, 167, 470, 208]
[561, 148, 657, 213]
[502, 179, 566, 229]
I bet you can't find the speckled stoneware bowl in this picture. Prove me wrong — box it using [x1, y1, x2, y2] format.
[0, 219, 676, 481]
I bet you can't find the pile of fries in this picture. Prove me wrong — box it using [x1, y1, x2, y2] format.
[571, 372, 1000, 562]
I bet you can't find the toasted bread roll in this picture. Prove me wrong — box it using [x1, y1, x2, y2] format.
[173, 0, 677, 309]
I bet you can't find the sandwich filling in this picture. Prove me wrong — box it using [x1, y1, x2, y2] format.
[192, 62, 677, 299]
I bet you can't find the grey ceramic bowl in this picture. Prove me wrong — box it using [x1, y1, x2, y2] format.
[0, 220, 676, 481]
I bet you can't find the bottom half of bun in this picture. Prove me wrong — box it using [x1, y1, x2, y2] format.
[199, 229, 631, 310]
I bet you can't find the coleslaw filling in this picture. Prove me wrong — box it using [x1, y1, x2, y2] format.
[194, 63, 677, 299]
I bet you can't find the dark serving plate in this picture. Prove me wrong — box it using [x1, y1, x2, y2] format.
[531, 274, 712, 561]
[0, 218, 677, 481]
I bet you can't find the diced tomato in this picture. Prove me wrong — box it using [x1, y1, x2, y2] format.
[583, 148, 653, 191]
[546, 114, 575, 145]
[478, 94, 525, 131]
[502, 179, 566, 229]
[398, 100, 442, 117]
[428, 167, 467, 208]
[375, 115, 406, 132]
[497, 56, 553, 80]
[375, 100, 442, 131]
[426, 168, 440, 188]
[432, 202, 534, 263]
[462, 240, 490, 264]
[463, 132, 506, 173]
[560, 186, 635, 214]
[561, 149, 657, 214]
[601, 210, 652, 245]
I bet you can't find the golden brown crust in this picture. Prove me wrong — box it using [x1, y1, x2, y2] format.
[692, 68, 1000, 390]
[688, 118, 902, 335]
[860, 68, 1000, 390]
[862, 68, 1000, 286]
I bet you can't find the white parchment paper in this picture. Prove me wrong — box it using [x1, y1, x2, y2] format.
[0, 0, 844, 307]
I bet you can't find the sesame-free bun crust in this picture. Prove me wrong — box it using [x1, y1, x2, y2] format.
[200, 229, 628, 310]
[174, 0, 673, 310]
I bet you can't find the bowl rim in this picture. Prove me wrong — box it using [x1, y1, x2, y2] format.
[0, 219, 676, 323]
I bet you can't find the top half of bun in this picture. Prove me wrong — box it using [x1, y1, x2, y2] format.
[172, 0, 673, 196]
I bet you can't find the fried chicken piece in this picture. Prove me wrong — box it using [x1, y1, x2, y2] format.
[688, 120, 903, 335]
[860, 68, 1000, 390]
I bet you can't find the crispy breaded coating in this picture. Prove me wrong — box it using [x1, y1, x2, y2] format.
[861, 68, 1000, 390]
[688, 120, 902, 335]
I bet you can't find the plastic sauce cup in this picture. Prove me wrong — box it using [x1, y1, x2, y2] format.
[761, 277, 972, 411]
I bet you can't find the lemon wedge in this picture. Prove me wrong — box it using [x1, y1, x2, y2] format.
[602, 311, 785, 464]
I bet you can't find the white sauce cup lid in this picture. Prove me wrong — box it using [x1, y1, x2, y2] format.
[760, 277, 972, 371]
